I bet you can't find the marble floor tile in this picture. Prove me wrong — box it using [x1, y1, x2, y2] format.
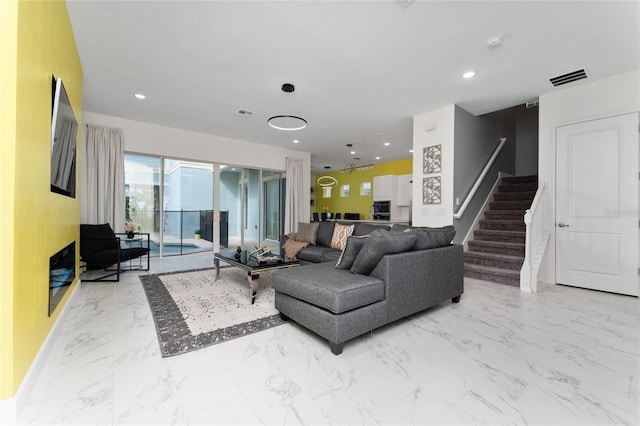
[16, 253, 640, 426]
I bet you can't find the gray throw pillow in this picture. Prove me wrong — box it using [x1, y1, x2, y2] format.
[353, 222, 391, 236]
[316, 221, 336, 247]
[350, 230, 417, 275]
[406, 225, 456, 250]
[335, 235, 368, 270]
[295, 222, 319, 245]
[390, 223, 411, 233]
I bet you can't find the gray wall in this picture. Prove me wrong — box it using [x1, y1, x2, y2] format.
[452, 105, 517, 244]
[515, 105, 539, 176]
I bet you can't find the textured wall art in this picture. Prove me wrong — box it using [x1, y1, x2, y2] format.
[423, 176, 441, 205]
[423, 144, 442, 174]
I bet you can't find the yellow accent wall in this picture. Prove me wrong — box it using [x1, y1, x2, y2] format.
[0, 0, 82, 399]
[314, 158, 412, 220]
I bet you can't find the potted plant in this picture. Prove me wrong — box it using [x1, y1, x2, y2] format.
[124, 219, 138, 238]
[194, 229, 202, 239]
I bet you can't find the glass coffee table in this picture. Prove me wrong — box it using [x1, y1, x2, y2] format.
[213, 249, 300, 304]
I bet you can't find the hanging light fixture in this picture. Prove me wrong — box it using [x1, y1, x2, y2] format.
[267, 115, 308, 131]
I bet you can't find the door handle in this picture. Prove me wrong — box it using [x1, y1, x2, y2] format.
[558, 223, 570, 228]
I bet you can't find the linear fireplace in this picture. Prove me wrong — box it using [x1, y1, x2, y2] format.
[49, 241, 75, 316]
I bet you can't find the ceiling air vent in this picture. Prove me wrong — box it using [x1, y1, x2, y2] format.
[549, 69, 587, 87]
[237, 109, 254, 116]
[395, 0, 416, 9]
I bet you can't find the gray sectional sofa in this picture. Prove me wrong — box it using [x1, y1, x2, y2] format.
[273, 225, 464, 355]
[279, 221, 392, 264]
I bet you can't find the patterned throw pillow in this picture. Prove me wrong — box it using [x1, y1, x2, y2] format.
[295, 222, 319, 245]
[330, 224, 354, 251]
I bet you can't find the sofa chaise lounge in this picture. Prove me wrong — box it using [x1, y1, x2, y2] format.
[272, 227, 463, 354]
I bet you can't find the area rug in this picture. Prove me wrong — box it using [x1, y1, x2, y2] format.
[139, 267, 285, 357]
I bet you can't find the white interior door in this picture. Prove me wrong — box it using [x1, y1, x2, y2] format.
[556, 113, 639, 296]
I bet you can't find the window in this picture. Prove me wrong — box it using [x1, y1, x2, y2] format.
[341, 184, 350, 197]
[361, 181, 371, 196]
[323, 186, 332, 198]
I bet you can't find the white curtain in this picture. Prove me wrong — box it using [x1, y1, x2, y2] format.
[284, 157, 305, 233]
[81, 124, 125, 232]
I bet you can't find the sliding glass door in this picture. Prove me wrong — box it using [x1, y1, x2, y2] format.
[124, 155, 161, 254]
[263, 171, 285, 243]
[220, 166, 261, 250]
[125, 154, 285, 257]
[162, 159, 213, 256]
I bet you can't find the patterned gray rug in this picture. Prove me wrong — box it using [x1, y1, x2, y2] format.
[139, 267, 285, 357]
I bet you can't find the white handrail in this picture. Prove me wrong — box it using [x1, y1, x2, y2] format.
[525, 181, 545, 219]
[453, 137, 507, 219]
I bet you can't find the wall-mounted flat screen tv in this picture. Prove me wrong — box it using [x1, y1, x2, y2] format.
[50, 76, 77, 198]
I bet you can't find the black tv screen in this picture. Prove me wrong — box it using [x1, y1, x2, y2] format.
[50, 76, 77, 198]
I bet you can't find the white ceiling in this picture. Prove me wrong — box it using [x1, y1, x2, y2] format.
[66, 0, 639, 172]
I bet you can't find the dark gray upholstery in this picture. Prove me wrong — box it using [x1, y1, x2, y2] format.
[280, 221, 392, 264]
[316, 221, 336, 247]
[335, 236, 368, 270]
[272, 243, 464, 354]
[390, 223, 411, 232]
[350, 230, 417, 275]
[353, 222, 391, 236]
[272, 262, 384, 314]
[407, 225, 456, 250]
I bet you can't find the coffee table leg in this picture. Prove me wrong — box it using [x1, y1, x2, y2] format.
[248, 273, 259, 304]
[214, 258, 220, 281]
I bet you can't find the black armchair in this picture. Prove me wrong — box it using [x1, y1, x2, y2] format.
[80, 223, 150, 282]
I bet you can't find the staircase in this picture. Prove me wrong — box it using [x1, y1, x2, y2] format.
[464, 175, 537, 287]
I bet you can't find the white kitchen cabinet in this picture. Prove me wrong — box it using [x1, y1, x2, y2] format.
[396, 174, 412, 206]
[373, 175, 395, 200]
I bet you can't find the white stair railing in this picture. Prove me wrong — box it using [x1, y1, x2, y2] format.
[520, 182, 550, 292]
[454, 138, 507, 219]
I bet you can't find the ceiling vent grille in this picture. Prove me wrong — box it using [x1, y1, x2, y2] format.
[549, 69, 587, 87]
[395, 0, 416, 9]
[237, 109, 254, 116]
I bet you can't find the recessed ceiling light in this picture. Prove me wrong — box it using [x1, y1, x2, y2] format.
[267, 115, 308, 131]
[409, 149, 414, 153]
[324, 166, 331, 169]
[462, 71, 476, 79]
[134, 93, 146, 100]
[375, 156, 381, 160]
[350, 151, 356, 155]
[487, 37, 503, 48]
[383, 142, 391, 146]
[293, 139, 299, 144]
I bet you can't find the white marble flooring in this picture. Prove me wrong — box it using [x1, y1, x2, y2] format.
[18, 252, 639, 425]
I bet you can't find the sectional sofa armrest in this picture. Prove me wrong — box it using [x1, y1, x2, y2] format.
[370, 244, 464, 323]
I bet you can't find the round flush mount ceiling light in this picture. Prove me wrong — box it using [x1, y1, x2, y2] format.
[134, 93, 146, 99]
[293, 139, 299, 144]
[383, 142, 391, 146]
[462, 70, 476, 79]
[267, 115, 308, 131]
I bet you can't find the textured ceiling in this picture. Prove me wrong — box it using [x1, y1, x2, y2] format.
[66, 1, 639, 171]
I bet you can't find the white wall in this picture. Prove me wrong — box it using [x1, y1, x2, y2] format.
[538, 69, 640, 284]
[412, 105, 455, 227]
[83, 111, 311, 229]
